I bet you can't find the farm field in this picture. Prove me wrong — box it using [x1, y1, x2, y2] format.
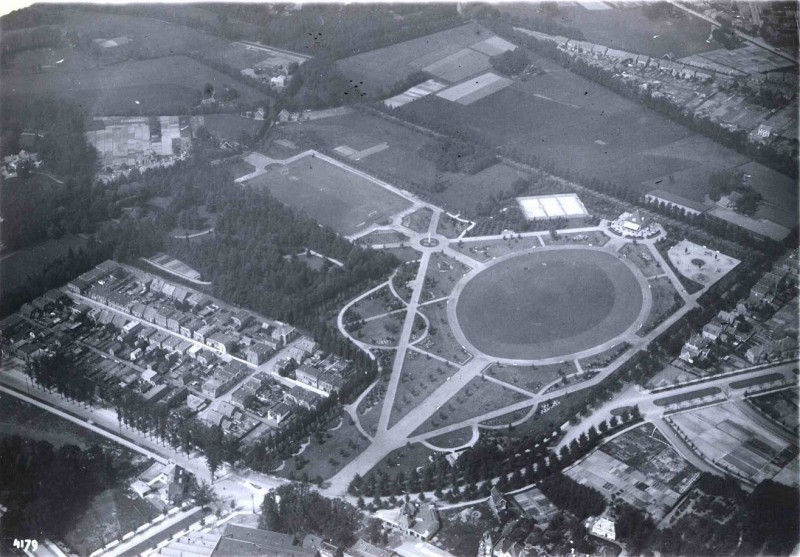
[244, 154, 411, 236]
[398, 58, 797, 227]
[1, 234, 90, 296]
[667, 402, 798, 485]
[485, 361, 577, 394]
[500, 3, 715, 58]
[455, 249, 643, 360]
[749, 389, 799, 435]
[389, 349, 461, 429]
[2, 55, 268, 115]
[413, 376, 530, 436]
[336, 22, 505, 95]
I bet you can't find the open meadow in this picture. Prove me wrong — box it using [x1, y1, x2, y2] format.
[244, 154, 411, 236]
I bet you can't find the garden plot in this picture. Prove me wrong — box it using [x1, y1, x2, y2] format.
[667, 402, 798, 485]
[436, 72, 512, 105]
[667, 239, 740, 287]
[384, 79, 447, 109]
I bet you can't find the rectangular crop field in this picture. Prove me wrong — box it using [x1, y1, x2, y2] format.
[245, 154, 411, 236]
[424, 49, 492, 83]
[384, 79, 448, 108]
[436, 72, 512, 105]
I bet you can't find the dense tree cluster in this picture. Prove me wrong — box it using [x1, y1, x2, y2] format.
[420, 137, 499, 177]
[259, 483, 360, 548]
[538, 472, 606, 520]
[614, 475, 800, 556]
[490, 48, 531, 76]
[0, 436, 119, 548]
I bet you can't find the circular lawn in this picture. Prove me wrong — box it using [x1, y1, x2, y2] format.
[454, 249, 643, 360]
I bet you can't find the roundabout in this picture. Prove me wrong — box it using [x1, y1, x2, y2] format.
[451, 247, 648, 361]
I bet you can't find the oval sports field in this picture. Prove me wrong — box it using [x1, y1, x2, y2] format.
[454, 248, 644, 360]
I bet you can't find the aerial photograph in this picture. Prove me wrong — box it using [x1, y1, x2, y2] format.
[0, 0, 797, 556]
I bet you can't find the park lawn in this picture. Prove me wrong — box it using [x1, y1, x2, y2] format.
[541, 229, 609, 246]
[389, 349, 461, 429]
[619, 242, 664, 278]
[353, 311, 405, 347]
[417, 301, 472, 364]
[421, 252, 472, 301]
[2, 55, 267, 115]
[364, 442, 436, 485]
[425, 426, 474, 450]
[228, 159, 256, 180]
[637, 276, 683, 336]
[485, 361, 577, 394]
[279, 413, 370, 482]
[436, 214, 469, 239]
[401, 208, 433, 233]
[450, 235, 542, 263]
[358, 376, 390, 437]
[350, 285, 404, 320]
[383, 246, 423, 263]
[413, 376, 530, 436]
[64, 485, 160, 555]
[436, 163, 529, 214]
[392, 260, 419, 303]
[359, 230, 410, 246]
[1, 234, 89, 296]
[579, 342, 631, 370]
[245, 154, 411, 236]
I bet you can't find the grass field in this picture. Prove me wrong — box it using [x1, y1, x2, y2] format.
[485, 361, 577, 394]
[401, 208, 433, 233]
[359, 230, 410, 246]
[364, 442, 435, 485]
[413, 376, 529, 435]
[579, 342, 630, 370]
[541, 230, 609, 246]
[421, 252, 471, 301]
[245, 154, 411, 236]
[501, 3, 714, 58]
[353, 312, 405, 347]
[350, 286, 404, 320]
[389, 349, 461, 429]
[191, 114, 264, 140]
[637, 276, 683, 336]
[455, 249, 643, 360]
[417, 301, 472, 364]
[2, 55, 267, 115]
[1, 234, 89, 296]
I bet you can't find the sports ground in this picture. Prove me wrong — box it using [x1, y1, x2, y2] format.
[245, 154, 411, 236]
[454, 248, 644, 360]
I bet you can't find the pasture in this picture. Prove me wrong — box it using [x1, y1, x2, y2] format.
[1, 55, 268, 115]
[245, 154, 411, 236]
[399, 55, 796, 218]
[501, 3, 714, 58]
[455, 249, 643, 360]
